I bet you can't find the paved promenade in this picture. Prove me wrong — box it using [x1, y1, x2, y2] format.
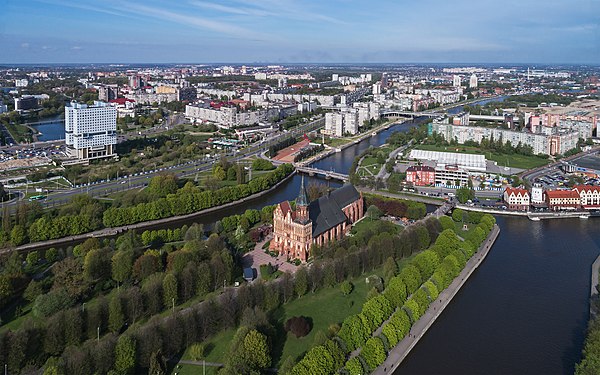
[373, 224, 500, 375]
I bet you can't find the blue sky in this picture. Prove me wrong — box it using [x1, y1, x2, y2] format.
[0, 0, 598, 64]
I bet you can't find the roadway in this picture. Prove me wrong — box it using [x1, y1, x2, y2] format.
[8, 117, 325, 209]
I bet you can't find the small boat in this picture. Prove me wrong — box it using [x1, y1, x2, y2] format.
[529, 216, 541, 221]
[580, 215, 589, 219]
[371, 132, 377, 136]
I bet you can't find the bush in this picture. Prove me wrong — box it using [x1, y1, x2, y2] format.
[284, 316, 312, 338]
[189, 343, 206, 360]
[340, 280, 354, 295]
[345, 357, 364, 375]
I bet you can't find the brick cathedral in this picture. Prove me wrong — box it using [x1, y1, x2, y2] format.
[270, 176, 364, 262]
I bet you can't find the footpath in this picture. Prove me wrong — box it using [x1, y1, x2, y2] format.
[373, 224, 500, 374]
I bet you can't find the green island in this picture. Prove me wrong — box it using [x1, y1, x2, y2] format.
[0, 185, 495, 375]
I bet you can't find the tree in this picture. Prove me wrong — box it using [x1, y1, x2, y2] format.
[284, 316, 312, 338]
[114, 335, 137, 374]
[26, 250, 39, 267]
[294, 267, 308, 297]
[340, 280, 354, 295]
[242, 329, 271, 370]
[0, 276, 13, 307]
[112, 250, 134, 284]
[383, 257, 397, 281]
[33, 288, 74, 317]
[345, 357, 364, 375]
[10, 224, 27, 245]
[23, 280, 43, 303]
[83, 248, 111, 282]
[108, 293, 125, 333]
[366, 205, 383, 220]
[456, 186, 475, 204]
[163, 273, 178, 309]
[362, 337, 386, 370]
[148, 350, 167, 375]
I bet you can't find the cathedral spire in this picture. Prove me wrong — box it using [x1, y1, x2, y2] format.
[297, 175, 309, 207]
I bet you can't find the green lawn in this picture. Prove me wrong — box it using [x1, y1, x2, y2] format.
[325, 138, 353, 148]
[271, 275, 371, 366]
[414, 144, 550, 170]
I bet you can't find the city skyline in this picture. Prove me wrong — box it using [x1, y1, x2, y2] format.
[1, 0, 598, 64]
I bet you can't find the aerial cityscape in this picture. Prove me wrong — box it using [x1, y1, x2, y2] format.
[0, 1, 599, 375]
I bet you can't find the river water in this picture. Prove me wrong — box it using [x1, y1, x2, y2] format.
[27, 115, 65, 141]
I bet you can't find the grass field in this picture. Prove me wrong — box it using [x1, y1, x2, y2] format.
[325, 137, 353, 148]
[414, 144, 550, 170]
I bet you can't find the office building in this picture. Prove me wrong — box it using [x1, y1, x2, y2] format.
[14, 96, 38, 112]
[65, 101, 117, 160]
[98, 85, 118, 102]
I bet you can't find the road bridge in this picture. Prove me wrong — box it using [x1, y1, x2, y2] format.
[295, 166, 349, 182]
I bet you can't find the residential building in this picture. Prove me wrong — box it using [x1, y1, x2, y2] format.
[572, 185, 600, 208]
[325, 112, 344, 136]
[269, 178, 364, 262]
[544, 190, 580, 211]
[453, 75, 462, 87]
[503, 187, 530, 211]
[428, 120, 579, 156]
[15, 79, 28, 87]
[0, 100, 7, 114]
[98, 85, 118, 102]
[65, 101, 117, 160]
[406, 166, 436, 186]
[177, 87, 198, 102]
[469, 74, 478, 88]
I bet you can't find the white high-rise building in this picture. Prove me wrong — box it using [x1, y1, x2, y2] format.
[65, 101, 117, 160]
[469, 74, 478, 88]
[453, 75, 462, 87]
[373, 83, 382, 95]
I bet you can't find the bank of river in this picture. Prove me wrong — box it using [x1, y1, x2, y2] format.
[26, 115, 65, 142]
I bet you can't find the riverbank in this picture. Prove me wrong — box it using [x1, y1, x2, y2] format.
[457, 204, 595, 220]
[1, 170, 297, 255]
[374, 223, 500, 375]
[591, 255, 600, 317]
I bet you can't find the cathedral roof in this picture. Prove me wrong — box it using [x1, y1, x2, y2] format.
[309, 184, 361, 237]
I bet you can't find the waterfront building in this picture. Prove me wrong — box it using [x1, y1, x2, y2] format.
[544, 190, 580, 211]
[270, 179, 364, 262]
[65, 101, 117, 160]
[406, 166, 436, 186]
[572, 185, 600, 208]
[428, 119, 578, 156]
[503, 187, 530, 211]
[531, 183, 544, 204]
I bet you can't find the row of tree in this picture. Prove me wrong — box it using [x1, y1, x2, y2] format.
[102, 163, 293, 227]
[294, 144, 325, 163]
[287, 213, 496, 375]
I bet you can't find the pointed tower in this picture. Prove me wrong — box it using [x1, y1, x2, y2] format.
[296, 175, 310, 223]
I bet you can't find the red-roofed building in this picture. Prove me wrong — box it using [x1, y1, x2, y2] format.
[572, 185, 600, 208]
[406, 166, 435, 186]
[544, 190, 580, 211]
[503, 187, 530, 211]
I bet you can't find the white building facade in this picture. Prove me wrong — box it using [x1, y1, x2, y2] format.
[65, 101, 117, 160]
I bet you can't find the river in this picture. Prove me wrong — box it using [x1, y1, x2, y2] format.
[27, 115, 65, 141]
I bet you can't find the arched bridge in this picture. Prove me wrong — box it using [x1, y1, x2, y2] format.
[296, 166, 349, 182]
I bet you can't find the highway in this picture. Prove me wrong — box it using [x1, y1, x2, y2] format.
[9, 117, 325, 209]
